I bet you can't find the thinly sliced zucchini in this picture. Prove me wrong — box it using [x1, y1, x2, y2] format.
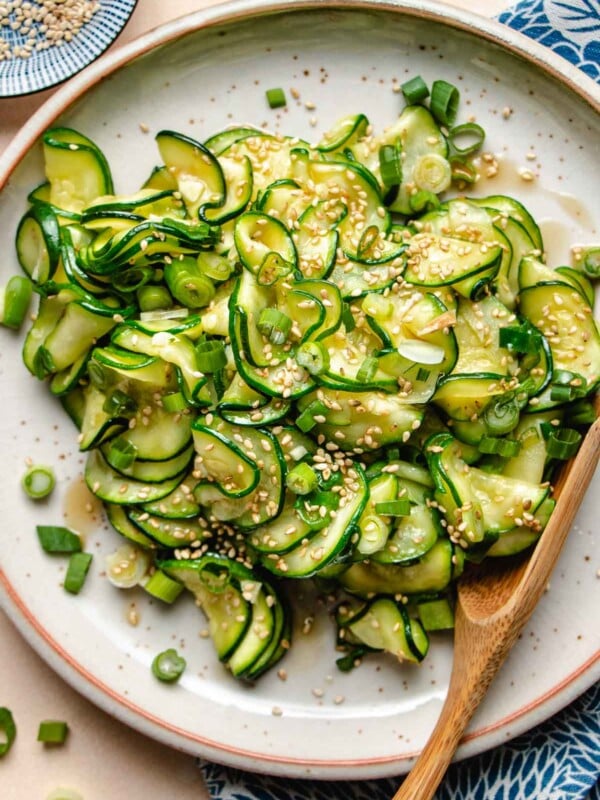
[85, 449, 185, 505]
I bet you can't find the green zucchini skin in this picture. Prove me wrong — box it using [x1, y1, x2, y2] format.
[14, 105, 598, 683]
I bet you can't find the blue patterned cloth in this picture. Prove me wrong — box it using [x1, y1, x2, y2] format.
[199, 3, 600, 798]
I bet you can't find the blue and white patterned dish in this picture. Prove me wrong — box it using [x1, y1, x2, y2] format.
[0, 0, 137, 97]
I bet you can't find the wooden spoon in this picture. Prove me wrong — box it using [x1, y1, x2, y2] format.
[393, 415, 600, 800]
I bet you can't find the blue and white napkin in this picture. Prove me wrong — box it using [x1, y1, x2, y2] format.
[199, 3, 600, 798]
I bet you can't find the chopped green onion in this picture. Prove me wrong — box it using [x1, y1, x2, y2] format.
[22, 465, 55, 499]
[196, 251, 233, 282]
[499, 325, 541, 353]
[357, 225, 380, 259]
[580, 247, 600, 279]
[257, 308, 292, 345]
[413, 154, 452, 193]
[105, 544, 150, 588]
[108, 438, 138, 471]
[449, 155, 478, 184]
[378, 144, 402, 188]
[257, 252, 292, 285]
[566, 399, 597, 426]
[479, 436, 522, 457]
[550, 384, 574, 403]
[137, 285, 173, 312]
[164, 259, 216, 308]
[296, 399, 328, 433]
[162, 391, 188, 413]
[196, 339, 227, 373]
[64, 552, 93, 595]
[87, 360, 109, 390]
[448, 122, 485, 155]
[46, 788, 83, 800]
[37, 720, 69, 745]
[430, 80, 460, 127]
[286, 462, 318, 495]
[401, 75, 429, 105]
[416, 367, 431, 382]
[0, 708, 16, 757]
[111, 266, 153, 293]
[266, 87, 286, 109]
[103, 389, 137, 418]
[375, 498, 411, 516]
[296, 341, 330, 376]
[151, 648, 186, 682]
[409, 190, 440, 213]
[549, 370, 587, 402]
[37, 526, 81, 554]
[356, 356, 379, 383]
[483, 396, 520, 436]
[1, 275, 33, 330]
[143, 569, 184, 604]
[541, 425, 582, 460]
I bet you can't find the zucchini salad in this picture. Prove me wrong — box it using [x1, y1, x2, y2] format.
[9, 77, 600, 681]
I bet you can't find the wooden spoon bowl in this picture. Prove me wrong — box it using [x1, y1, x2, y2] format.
[393, 416, 600, 800]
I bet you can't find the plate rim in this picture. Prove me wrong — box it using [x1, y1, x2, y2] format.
[1, 0, 599, 778]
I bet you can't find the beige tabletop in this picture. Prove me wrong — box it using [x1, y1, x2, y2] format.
[0, 1, 509, 798]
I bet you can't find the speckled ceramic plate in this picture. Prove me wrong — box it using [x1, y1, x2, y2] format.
[0, 0, 598, 780]
[0, 0, 137, 97]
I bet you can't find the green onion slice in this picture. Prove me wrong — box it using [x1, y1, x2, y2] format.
[341, 302, 356, 332]
[257, 308, 292, 345]
[296, 399, 328, 433]
[483, 396, 520, 436]
[430, 80, 460, 126]
[296, 341, 330, 376]
[448, 122, 485, 155]
[409, 190, 440, 214]
[541, 425, 582, 460]
[137, 285, 173, 312]
[375, 498, 411, 516]
[143, 570, 184, 604]
[108, 438, 138, 471]
[286, 462, 318, 495]
[266, 87, 286, 109]
[401, 75, 429, 105]
[37, 720, 69, 745]
[197, 251, 234, 282]
[151, 648, 187, 682]
[479, 436, 522, 457]
[1, 275, 33, 330]
[37, 526, 82, 554]
[0, 708, 16, 757]
[499, 325, 542, 353]
[64, 552, 93, 595]
[378, 144, 402, 188]
[22, 465, 55, 500]
[580, 247, 600, 279]
[357, 225, 380, 259]
[196, 340, 227, 373]
[162, 391, 188, 413]
[413, 154, 452, 194]
[103, 389, 138, 418]
[449, 156, 478, 184]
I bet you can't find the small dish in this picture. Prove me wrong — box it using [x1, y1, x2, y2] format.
[0, 0, 137, 97]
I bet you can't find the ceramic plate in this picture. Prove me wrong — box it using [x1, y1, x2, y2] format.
[0, 0, 598, 780]
[0, 0, 137, 97]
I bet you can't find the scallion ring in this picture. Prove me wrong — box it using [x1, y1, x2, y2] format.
[64, 552, 93, 595]
[430, 80, 460, 126]
[152, 648, 186, 683]
[413, 154, 452, 194]
[296, 399, 328, 433]
[483, 396, 520, 436]
[479, 436, 522, 458]
[0, 708, 16, 757]
[257, 308, 292, 345]
[375, 498, 411, 516]
[37, 720, 69, 745]
[162, 391, 188, 413]
[400, 75, 429, 105]
[107, 438, 138, 471]
[195, 340, 227, 373]
[378, 144, 402, 188]
[448, 122, 485, 156]
[143, 570, 184, 604]
[1, 275, 33, 330]
[22, 465, 55, 500]
[286, 462, 319, 495]
[36, 526, 81, 554]
[356, 356, 379, 383]
[296, 341, 330, 376]
[137, 285, 173, 312]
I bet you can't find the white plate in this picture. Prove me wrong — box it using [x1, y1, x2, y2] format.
[0, 0, 599, 780]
